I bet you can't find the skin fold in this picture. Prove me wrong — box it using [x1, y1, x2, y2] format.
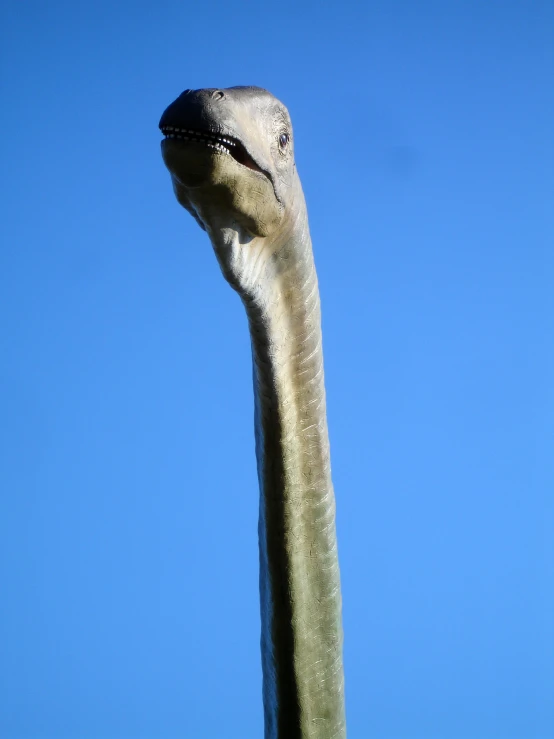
[159, 86, 346, 739]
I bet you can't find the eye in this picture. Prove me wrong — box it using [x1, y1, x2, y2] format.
[279, 132, 289, 149]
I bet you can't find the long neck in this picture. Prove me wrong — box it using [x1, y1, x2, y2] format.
[241, 210, 346, 738]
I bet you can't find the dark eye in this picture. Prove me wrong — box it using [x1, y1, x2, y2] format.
[279, 132, 289, 149]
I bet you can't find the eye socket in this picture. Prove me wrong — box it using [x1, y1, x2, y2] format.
[279, 132, 289, 149]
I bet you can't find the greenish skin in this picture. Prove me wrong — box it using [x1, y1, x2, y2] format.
[160, 87, 346, 738]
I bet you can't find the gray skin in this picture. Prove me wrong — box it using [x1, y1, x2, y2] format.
[159, 86, 346, 739]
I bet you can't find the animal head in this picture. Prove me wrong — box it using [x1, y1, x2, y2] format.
[160, 87, 304, 294]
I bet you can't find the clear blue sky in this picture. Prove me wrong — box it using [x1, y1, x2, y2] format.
[1, 1, 553, 737]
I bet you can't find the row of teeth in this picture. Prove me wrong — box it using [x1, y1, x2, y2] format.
[161, 127, 235, 153]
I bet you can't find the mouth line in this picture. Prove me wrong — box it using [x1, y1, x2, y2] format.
[160, 125, 265, 175]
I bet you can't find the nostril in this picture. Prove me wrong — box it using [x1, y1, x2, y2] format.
[212, 90, 225, 100]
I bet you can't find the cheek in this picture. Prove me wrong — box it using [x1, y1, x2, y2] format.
[230, 175, 283, 237]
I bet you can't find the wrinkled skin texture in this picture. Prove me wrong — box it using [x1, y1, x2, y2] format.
[160, 87, 346, 738]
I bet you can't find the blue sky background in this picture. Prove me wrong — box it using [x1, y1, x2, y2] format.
[1, 1, 553, 737]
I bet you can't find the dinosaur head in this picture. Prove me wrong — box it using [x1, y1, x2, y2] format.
[160, 87, 303, 292]
[160, 87, 299, 235]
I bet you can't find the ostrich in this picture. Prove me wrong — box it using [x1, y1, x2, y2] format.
[159, 86, 345, 738]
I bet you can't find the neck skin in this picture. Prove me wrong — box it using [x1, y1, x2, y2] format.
[221, 195, 345, 738]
